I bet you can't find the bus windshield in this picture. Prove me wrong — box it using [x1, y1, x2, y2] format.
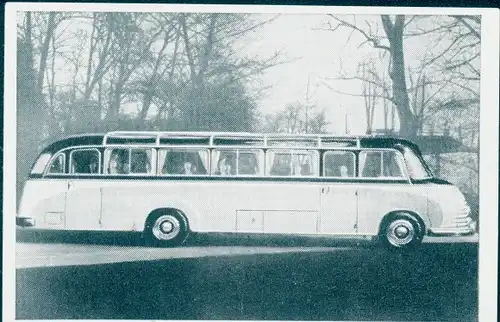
[401, 146, 433, 180]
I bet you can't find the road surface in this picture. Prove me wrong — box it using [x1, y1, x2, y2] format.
[15, 231, 478, 320]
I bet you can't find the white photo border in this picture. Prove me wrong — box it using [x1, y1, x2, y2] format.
[4, 3, 498, 322]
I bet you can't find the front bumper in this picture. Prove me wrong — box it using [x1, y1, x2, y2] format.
[428, 218, 476, 236]
[16, 217, 36, 228]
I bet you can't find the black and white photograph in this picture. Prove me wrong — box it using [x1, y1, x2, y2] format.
[3, 3, 499, 321]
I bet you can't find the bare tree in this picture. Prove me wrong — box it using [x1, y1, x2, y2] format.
[262, 101, 329, 134]
[134, 13, 182, 123]
[360, 61, 378, 134]
[325, 14, 417, 138]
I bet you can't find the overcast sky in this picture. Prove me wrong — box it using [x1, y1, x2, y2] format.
[241, 14, 395, 134]
[17, 10, 479, 135]
[240, 13, 462, 134]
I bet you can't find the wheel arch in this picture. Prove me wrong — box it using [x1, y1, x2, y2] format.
[378, 210, 427, 238]
[143, 207, 191, 234]
[132, 198, 200, 233]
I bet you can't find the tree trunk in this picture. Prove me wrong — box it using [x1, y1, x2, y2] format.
[107, 80, 123, 129]
[381, 15, 417, 139]
[37, 12, 56, 94]
[17, 15, 48, 207]
[139, 89, 153, 121]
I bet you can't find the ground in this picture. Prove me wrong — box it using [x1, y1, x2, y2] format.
[15, 231, 478, 320]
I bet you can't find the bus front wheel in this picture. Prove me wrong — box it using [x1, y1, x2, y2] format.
[144, 209, 189, 247]
[380, 214, 422, 250]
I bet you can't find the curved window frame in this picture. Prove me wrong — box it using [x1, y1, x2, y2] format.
[400, 145, 434, 180]
[45, 152, 66, 175]
[31, 152, 52, 175]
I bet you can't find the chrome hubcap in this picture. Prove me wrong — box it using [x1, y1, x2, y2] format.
[394, 225, 410, 238]
[152, 215, 181, 241]
[386, 219, 415, 247]
[160, 221, 174, 233]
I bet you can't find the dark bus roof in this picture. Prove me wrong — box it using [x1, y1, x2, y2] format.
[40, 132, 423, 154]
[42, 134, 105, 154]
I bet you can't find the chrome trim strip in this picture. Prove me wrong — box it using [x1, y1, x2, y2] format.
[428, 221, 476, 236]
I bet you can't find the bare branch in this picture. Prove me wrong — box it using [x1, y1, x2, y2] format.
[403, 15, 417, 28]
[444, 52, 480, 71]
[323, 75, 388, 91]
[451, 15, 481, 39]
[320, 80, 395, 104]
[327, 14, 391, 51]
[422, 31, 472, 68]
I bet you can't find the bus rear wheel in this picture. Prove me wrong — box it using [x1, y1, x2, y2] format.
[144, 210, 188, 247]
[380, 215, 422, 250]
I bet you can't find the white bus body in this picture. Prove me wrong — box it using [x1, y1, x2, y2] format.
[17, 131, 476, 249]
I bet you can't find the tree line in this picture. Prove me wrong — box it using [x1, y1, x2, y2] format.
[16, 12, 481, 212]
[16, 11, 281, 196]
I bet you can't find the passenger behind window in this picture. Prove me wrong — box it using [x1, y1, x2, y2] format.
[108, 152, 120, 174]
[163, 153, 183, 174]
[72, 151, 99, 174]
[239, 153, 258, 175]
[339, 165, 349, 177]
[88, 159, 99, 174]
[219, 154, 236, 175]
[183, 161, 197, 175]
[109, 150, 129, 174]
[131, 151, 151, 174]
[164, 151, 206, 175]
[49, 155, 65, 174]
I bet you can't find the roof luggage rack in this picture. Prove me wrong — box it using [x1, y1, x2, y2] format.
[103, 131, 363, 148]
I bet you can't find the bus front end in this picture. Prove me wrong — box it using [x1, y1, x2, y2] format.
[399, 143, 477, 238]
[426, 184, 477, 237]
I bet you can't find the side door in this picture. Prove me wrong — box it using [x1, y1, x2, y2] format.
[64, 148, 103, 230]
[100, 147, 156, 231]
[320, 150, 359, 234]
[26, 152, 68, 229]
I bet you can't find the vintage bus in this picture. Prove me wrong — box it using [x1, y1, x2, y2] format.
[16, 131, 476, 249]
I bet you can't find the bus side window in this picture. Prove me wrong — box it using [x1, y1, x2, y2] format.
[382, 151, 405, 178]
[323, 151, 355, 178]
[269, 152, 292, 176]
[238, 151, 262, 175]
[359, 151, 405, 178]
[31, 153, 52, 175]
[212, 149, 263, 176]
[213, 150, 237, 175]
[359, 151, 382, 178]
[48, 153, 65, 174]
[107, 149, 130, 174]
[158, 149, 208, 175]
[267, 150, 318, 176]
[130, 149, 152, 174]
[70, 149, 100, 174]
